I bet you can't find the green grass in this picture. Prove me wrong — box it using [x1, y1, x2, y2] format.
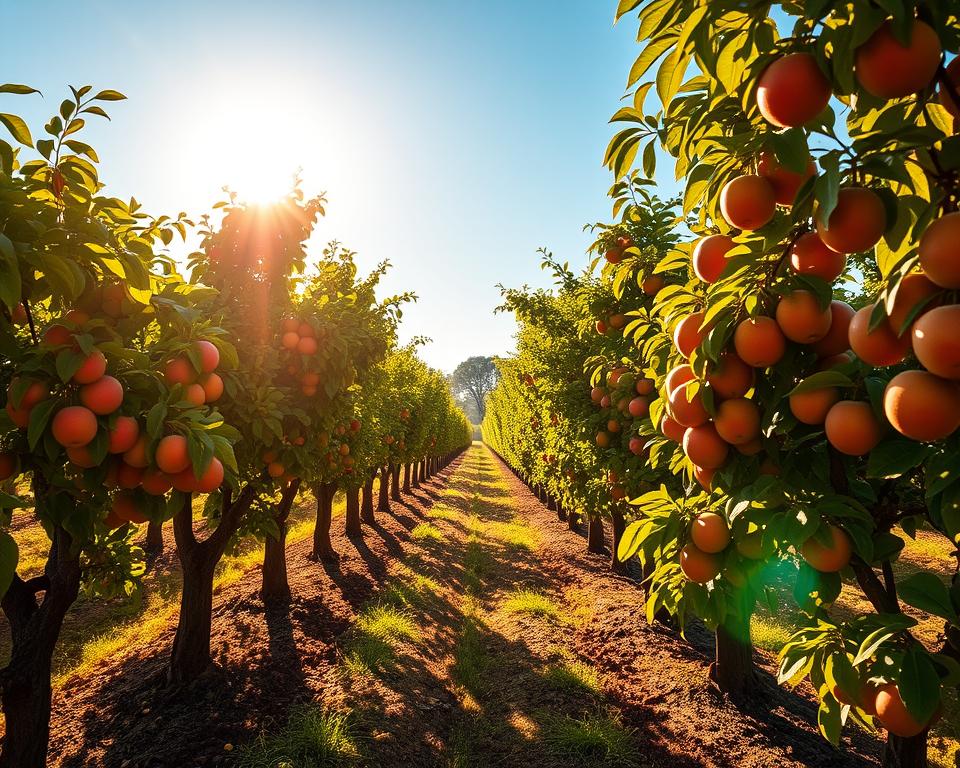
[503, 589, 561, 619]
[542, 660, 603, 696]
[426, 507, 458, 521]
[452, 610, 488, 697]
[750, 613, 796, 652]
[237, 706, 360, 767]
[379, 570, 440, 609]
[355, 604, 420, 643]
[411, 523, 444, 541]
[540, 711, 638, 766]
[463, 539, 493, 594]
[487, 519, 537, 551]
[342, 604, 420, 677]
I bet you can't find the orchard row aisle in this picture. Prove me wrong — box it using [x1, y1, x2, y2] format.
[45, 443, 888, 766]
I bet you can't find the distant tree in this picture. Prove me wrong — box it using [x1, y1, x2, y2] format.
[449, 356, 498, 422]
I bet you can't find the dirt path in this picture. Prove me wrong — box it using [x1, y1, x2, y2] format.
[41, 444, 887, 766]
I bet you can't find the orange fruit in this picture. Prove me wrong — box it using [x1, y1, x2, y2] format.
[757, 151, 816, 206]
[913, 305, 960, 379]
[682, 423, 729, 468]
[918, 212, 960, 289]
[825, 401, 883, 456]
[116, 462, 144, 489]
[690, 512, 730, 553]
[79, 375, 124, 415]
[123, 435, 149, 468]
[642, 275, 664, 295]
[660, 415, 686, 442]
[669, 384, 709, 428]
[164, 357, 195, 385]
[112, 491, 148, 524]
[595, 431, 611, 448]
[692, 235, 735, 284]
[51, 406, 98, 448]
[887, 272, 939, 335]
[848, 304, 911, 366]
[107, 416, 140, 454]
[706, 351, 754, 399]
[816, 188, 886, 254]
[776, 290, 833, 343]
[883, 370, 960, 442]
[756, 53, 831, 128]
[693, 465, 715, 491]
[734, 316, 786, 367]
[200, 373, 224, 402]
[789, 386, 840, 425]
[155, 434, 190, 474]
[789, 232, 845, 282]
[811, 301, 855, 358]
[674, 312, 708, 358]
[72, 350, 107, 385]
[855, 20, 941, 100]
[874, 684, 933, 738]
[665, 364, 696, 395]
[680, 543, 721, 583]
[800, 524, 852, 572]
[281, 331, 300, 349]
[714, 398, 761, 445]
[628, 397, 649, 418]
[141, 468, 174, 496]
[193, 340, 220, 373]
[720, 175, 777, 230]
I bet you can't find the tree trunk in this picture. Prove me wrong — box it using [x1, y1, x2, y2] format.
[567, 508, 579, 531]
[587, 515, 605, 554]
[377, 466, 391, 513]
[361, 474, 376, 524]
[345, 486, 362, 537]
[883, 733, 928, 768]
[391, 463, 401, 501]
[557, 500, 567, 522]
[144, 520, 164, 558]
[411, 460, 420, 488]
[168, 486, 255, 684]
[0, 525, 81, 768]
[312, 481, 338, 561]
[261, 478, 301, 603]
[610, 507, 627, 574]
[711, 607, 756, 696]
[403, 463, 411, 494]
[418, 459, 426, 483]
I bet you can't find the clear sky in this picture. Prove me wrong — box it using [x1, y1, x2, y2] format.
[2, 0, 648, 372]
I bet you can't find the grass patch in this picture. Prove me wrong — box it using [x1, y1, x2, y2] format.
[452, 610, 488, 697]
[503, 589, 560, 619]
[542, 660, 603, 696]
[342, 634, 396, 677]
[426, 507, 458, 521]
[411, 523, 444, 542]
[541, 711, 638, 766]
[487, 519, 537, 551]
[380, 570, 440, 608]
[355, 604, 420, 643]
[463, 539, 493, 594]
[751, 613, 795, 652]
[238, 706, 360, 767]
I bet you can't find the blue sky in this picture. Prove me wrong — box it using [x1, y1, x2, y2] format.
[2, 0, 653, 372]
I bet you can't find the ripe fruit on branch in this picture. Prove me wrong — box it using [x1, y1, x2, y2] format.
[0, 452, 17, 481]
[194, 340, 220, 373]
[590, 387, 605, 404]
[142, 468, 174, 496]
[874, 684, 936, 738]
[628, 397, 649, 418]
[123, 435, 149, 468]
[919, 212, 960, 288]
[913, 305, 960, 379]
[825, 401, 883, 456]
[756, 53, 831, 128]
[812, 301, 855, 357]
[883, 370, 960, 442]
[720, 175, 776, 230]
[173, 457, 224, 494]
[682, 423, 729, 468]
[297, 336, 318, 355]
[184, 384, 206, 407]
[52, 406, 98, 448]
[629, 436, 646, 456]
[164, 357, 195, 385]
[642, 275, 664, 295]
[800, 524, 852, 572]
[789, 232, 845, 282]
[674, 312, 708, 358]
[713, 398, 761, 445]
[887, 272, 939, 335]
[155, 435, 190, 474]
[665, 364, 696, 396]
[734, 316, 786, 368]
[660, 415, 686, 442]
[281, 332, 299, 350]
[776, 290, 832, 344]
[816, 188, 886, 254]
[757, 152, 816, 206]
[693, 465, 714, 490]
[855, 20, 942, 100]
[595, 431, 610, 448]
[691, 512, 730, 553]
[116, 462, 144, 489]
[706, 352, 754, 399]
[669, 385, 709, 428]
[112, 491, 148, 524]
[680, 543, 721, 583]
[200, 373, 224, 402]
[73, 350, 107, 385]
[66, 446, 97, 469]
[267, 461, 286, 478]
[692, 235, 734, 284]
[848, 305, 910, 366]
[79, 375, 124, 415]
[789, 386, 840, 425]
[605, 246, 623, 264]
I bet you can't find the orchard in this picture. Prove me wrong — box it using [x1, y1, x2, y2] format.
[4, 2, 960, 767]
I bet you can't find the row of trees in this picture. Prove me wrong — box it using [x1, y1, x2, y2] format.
[0, 87, 470, 767]
[484, 2, 960, 766]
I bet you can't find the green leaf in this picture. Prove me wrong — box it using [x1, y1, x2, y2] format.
[898, 572, 958, 624]
[0, 531, 17, 600]
[817, 694, 842, 746]
[866, 438, 932, 479]
[93, 90, 126, 101]
[27, 399, 58, 451]
[898, 645, 941, 725]
[788, 371, 855, 395]
[0, 84, 40, 96]
[0, 113, 33, 147]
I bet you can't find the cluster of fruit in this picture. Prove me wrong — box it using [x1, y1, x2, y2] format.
[279, 317, 324, 396]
